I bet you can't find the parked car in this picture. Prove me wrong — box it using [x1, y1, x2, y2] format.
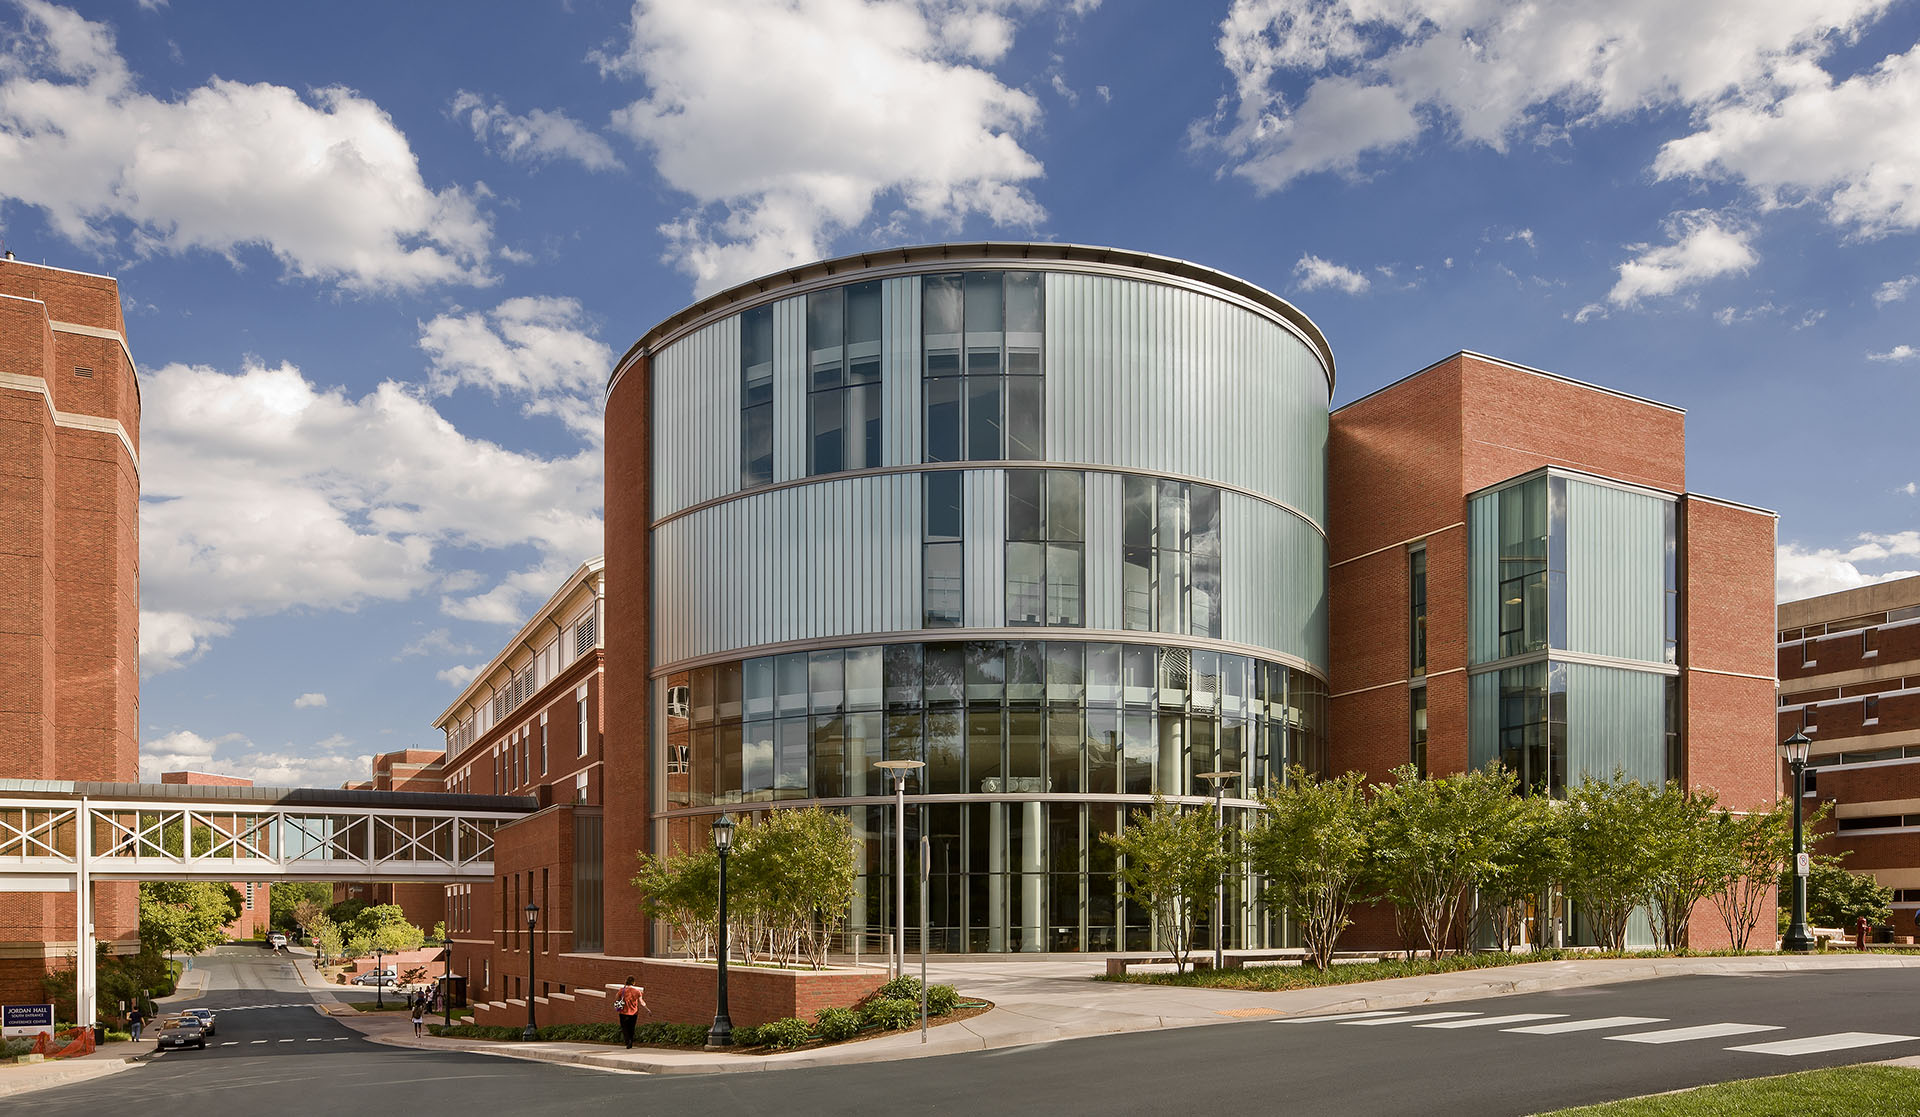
[353, 969, 398, 986]
[266, 932, 288, 949]
[181, 1007, 216, 1035]
[155, 1016, 207, 1050]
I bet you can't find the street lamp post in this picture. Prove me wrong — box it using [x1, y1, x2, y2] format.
[522, 902, 539, 1041]
[442, 935, 453, 1028]
[874, 759, 925, 980]
[1197, 771, 1239, 972]
[375, 946, 384, 1010]
[1780, 731, 1815, 952]
[707, 814, 736, 1050]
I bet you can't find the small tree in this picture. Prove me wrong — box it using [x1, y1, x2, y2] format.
[1249, 768, 1371, 971]
[1481, 793, 1567, 952]
[1103, 796, 1233, 973]
[740, 807, 857, 969]
[1709, 800, 1829, 950]
[308, 913, 345, 962]
[1799, 860, 1894, 928]
[1562, 771, 1659, 951]
[273, 881, 334, 933]
[1370, 763, 1523, 960]
[1642, 783, 1730, 952]
[635, 844, 720, 960]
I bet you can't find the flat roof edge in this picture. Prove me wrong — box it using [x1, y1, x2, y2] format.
[1333, 350, 1686, 415]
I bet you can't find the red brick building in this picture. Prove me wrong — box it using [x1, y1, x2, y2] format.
[1778, 575, 1920, 928]
[0, 255, 141, 1002]
[1328, 352, 1778, 948]
[432, 558, 606, 1018]
[334, 747, 452, 931]
[159, 771, 273, 940]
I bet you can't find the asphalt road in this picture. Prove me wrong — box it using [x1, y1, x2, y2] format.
[35, 952, 1920, 1116]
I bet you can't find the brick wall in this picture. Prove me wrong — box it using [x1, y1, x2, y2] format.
[469, 958, 886, 1030]
[603, 354, 652, 958]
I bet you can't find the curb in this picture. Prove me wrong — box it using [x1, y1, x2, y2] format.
[0, 1055, 141, 1100]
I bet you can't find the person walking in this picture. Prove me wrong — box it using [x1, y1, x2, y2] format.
[614, 977, 647, 1049]
[128, 1005, 144, 1042]
[411, 996, 425, 1038]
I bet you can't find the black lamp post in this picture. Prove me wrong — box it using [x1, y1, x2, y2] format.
[1780, 731, 1815, 952]
[375, 946, 384, 1009]
[522, 902, 539, 1041]
[707, 814, 736, 1050]
[442, 935, 453, 1028]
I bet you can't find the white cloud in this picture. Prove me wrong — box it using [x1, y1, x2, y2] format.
[398, 628, 480, 659]
[597, 0, 1068, 293]
[137, 730, 373, 788]
[437, 664, 481, 689]
[1197, 0, 1902, 233]
[1901, 482, 1918, 496]
[1868, 344, 1919, 362]
[292, 692, 327, 709]
[0, 2, 494, 290]
[439, 557, 578, 625]
[449, 91, 624, 172]
[1653, 44, 1920, 237]
[138, 359, 601, 673]
[417, 296, 613, 440]
[1292, 253, 1370, 294]
[137, 729, 224, 779]
[1777, 531, 1920, 601]
[1608, 210, 1757, 306]
[1572, 303, 1607, 323]
[1876, 275, 1919, 306]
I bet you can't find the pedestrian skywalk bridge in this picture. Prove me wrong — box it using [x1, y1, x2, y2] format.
[1285, 1009, 1918, 1057]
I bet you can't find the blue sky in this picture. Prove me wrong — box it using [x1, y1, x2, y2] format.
[1, 0, 1915, 786]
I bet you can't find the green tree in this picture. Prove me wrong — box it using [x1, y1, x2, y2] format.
[1103, 796, 1233, 973]
[635, 843, 720, 960]
[1797, 860, 1894, 928]
[1248, 768, 1372, 971]
[308, 913, 345, 962]
[1481, 793, 1567, 952]
[138, 881, 232, 956]
[1710, 800, 1830, 950]
[325, 898, 368, 928]
[735, 807, 857, 969]
[1562, 771, 1659, 951]
[1642, 783, 1729, 951]
[1369, 763, 1524, 960]
[271, 882, 334, 932]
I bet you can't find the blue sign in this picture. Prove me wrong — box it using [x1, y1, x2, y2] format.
[2, 1003, 55, 1037]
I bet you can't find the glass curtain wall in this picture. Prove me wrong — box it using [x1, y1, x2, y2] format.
[657, 639, 1326, 953]
[924, 272, 1044, 463]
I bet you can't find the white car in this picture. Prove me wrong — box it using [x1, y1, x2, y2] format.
[267, 932, 288, 948]
[353, 969, 398, 986]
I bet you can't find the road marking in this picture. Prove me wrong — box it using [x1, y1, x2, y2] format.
[1282, 1011, 1409, 1023]
[1728, 1032, 1920, 1056]
[278, 1038, 296, 1042]
[250, 1040, 268, 1044]
[219, 1041, 237, 1046]
[1506, 1017, 1667, 1035]
[1415, 1013, 1567, 1029]
[1342, 1012, 1481, 1026]
[1609, 1023, 1781, 1044]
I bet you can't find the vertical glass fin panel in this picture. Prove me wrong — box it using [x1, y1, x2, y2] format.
[1564, 662, 1667, 787]
[1566, 479, 1672, 664]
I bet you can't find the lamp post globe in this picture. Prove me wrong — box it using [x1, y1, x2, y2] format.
[523, 902, 539, 1041]
[1779, 731, 1815, 953]
[707, 814, 737, 1049]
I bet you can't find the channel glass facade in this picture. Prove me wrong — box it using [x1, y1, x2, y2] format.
[1466, 469, 1681, 795]
[641, 246, 1334, 953]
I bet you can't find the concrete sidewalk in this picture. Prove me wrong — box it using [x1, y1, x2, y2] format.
[336, 953, 1920, 1075]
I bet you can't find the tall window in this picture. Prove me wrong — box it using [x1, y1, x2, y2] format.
[1498, 477, 1549, 658]
[1410, 684, 1428, 776]
[577, 685, 590, 757]
[539, 712, 549, 775]
[923, 271, 1042, 463]
[1121, 477, 1221, 637]
[1006, 471, 1084, 626]
[924, 472, 963, 627]
[741, 304, 774, 487]
[1409, 546, 1428, 675]
[807, 283, 883, 475]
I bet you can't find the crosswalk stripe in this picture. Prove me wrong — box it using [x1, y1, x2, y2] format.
[1609, 1023, 1781, 1044]
[1282, 1010, 1409, 1023]
[278, 1038, 296, 1043]
[249, 1040, 267, 1044]
[1342, 1012, 1481, 1026]
[1505, 1017, 1666, 1035]
[1415, 1013, 1567, 1029]
[1728, 1032, 1920, 1056]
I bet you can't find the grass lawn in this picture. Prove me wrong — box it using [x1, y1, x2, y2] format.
[347, 1000, 418, 1012]
[1099, 949, 1787, 992]
[1540, 1065, 1920, 1115]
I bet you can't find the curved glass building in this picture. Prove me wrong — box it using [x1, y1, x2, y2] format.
[608, 243, 1335, 953]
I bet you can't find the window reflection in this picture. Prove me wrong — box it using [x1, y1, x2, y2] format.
[924, 271, 1044, 463]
